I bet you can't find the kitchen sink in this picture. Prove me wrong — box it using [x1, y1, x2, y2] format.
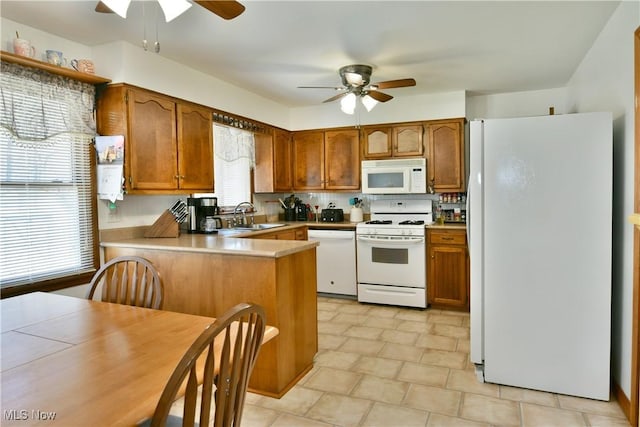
[233, 223, 287, 231]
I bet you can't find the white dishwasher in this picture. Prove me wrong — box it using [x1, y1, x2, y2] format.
[308, 229, 357, 296]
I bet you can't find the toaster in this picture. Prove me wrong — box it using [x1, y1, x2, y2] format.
[321, 208, 344, 222]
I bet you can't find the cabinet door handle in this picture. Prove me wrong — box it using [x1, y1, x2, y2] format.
[442, 237, 454, 241]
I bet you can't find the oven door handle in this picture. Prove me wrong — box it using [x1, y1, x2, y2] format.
[357, 236, 425, 244]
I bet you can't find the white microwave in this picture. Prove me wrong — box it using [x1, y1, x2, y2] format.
[361, 158, 427, 194]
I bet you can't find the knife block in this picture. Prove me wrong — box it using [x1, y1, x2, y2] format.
[144, 210, 180, 238]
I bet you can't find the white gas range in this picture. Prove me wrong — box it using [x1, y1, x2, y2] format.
[356, 199, 433, 308]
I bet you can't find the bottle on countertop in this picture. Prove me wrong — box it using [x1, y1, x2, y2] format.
[435, 205, 444, 225]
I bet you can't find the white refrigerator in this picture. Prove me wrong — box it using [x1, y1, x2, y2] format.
[469, 112, 612, 401]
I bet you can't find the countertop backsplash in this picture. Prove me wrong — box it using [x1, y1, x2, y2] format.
[253, 192, 442, 218]
[98, 192, 456, 231]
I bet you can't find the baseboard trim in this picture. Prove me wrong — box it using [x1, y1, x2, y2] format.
[612, 379, 632, 423]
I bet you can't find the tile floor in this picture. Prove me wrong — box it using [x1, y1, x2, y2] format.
[241, 296, 629, 427]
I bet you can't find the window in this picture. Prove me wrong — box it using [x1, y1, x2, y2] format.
[213, 125, 254, 209]
[0, 62, 97, 296]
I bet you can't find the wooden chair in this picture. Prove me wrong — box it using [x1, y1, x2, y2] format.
[150, 303, 266, 427]
[86, 255, 163, 309]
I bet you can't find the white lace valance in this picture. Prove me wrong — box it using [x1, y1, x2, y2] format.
[213, 124, 255, 167]
[0, 61, 96, 147]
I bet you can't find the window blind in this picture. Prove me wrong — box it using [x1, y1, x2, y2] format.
[0, 62, 97, 289]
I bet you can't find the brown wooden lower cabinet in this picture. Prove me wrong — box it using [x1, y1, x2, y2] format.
[251, 227, 308, 241]
[103, 244, 317, 398]
[427, 228, 470, 311]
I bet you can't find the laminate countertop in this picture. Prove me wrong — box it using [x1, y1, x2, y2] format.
[426, 223, 467, 230]
[306, 221, 468, 230]
[100, 221, 467, 258]
[304, 221, 467, 231]
[101, 223, 318, 258]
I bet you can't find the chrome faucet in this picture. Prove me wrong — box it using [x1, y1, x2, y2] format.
[233, 202, 255, 227]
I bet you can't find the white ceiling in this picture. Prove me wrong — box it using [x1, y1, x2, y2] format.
[1, 1, 620, 108]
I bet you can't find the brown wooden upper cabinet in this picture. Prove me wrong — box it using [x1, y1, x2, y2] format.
[292, 129, 360, 191]
[97, 84, 213, 194]
[254, 128, 293, 193]
[426, 118, 466, 192]
[362, 124, 424, 159]
[177, 103, 214, 191]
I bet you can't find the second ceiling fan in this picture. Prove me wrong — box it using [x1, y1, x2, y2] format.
[299, 64, 416, 113]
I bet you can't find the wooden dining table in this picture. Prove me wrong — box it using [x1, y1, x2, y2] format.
[1, 292, 278, 426]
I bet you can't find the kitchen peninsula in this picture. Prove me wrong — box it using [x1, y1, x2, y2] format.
[100, 225, 318, 398]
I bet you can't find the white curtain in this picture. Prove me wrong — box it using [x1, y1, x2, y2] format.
[213, 125, 254, 207]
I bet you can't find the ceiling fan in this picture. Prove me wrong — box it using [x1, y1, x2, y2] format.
[95, 0, 245, 21]
[299, 64, 416, 114]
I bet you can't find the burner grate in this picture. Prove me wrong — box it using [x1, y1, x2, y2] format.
[366, 220, 392, 225]
[399, 220, 425, 225]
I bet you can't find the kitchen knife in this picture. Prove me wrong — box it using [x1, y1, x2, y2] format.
[169, 200, 183, 214]
[175, 211, 188, 223]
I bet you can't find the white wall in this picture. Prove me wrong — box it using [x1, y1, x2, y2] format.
[466, 1, 638, 400]
[1, 17, 91, 64]
[1, 18, 292, 130]
[91, 41, 291, 130]
[53, 284, 90, 299]
[466, 87, 569, 120]
[90, 40, 467, 132]
[290, 90, 466, 131]
[566, 1, 638, 399]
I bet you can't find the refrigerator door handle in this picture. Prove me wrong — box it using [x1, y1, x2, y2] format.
[466, 188, 470, 247]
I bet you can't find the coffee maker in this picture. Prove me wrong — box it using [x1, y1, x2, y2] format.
[187, 196, 221, 233]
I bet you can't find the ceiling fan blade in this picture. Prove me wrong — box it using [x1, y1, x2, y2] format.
[298, 86, 344, 90]
[95, 1, 113, 13]
[323, 92, 349, 103]
[367, 91, 394, 102]
[373, 78, 416, 90]
[194, 1, 245, 20]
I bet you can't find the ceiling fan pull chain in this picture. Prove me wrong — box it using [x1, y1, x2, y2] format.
[141, 1, 148, 51]
[154, 4, 160, 53]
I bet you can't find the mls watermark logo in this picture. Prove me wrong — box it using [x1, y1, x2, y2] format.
[4, 409, 57, 421]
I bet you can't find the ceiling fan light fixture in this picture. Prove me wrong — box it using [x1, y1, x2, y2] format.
[339, 64, 372, 87]
[361, 94, 378, 112]
[344, 72, 363, 86]
[340, 93, 357, 115]
[101, 0, 131, 18]
[157, 0, 192, 22]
